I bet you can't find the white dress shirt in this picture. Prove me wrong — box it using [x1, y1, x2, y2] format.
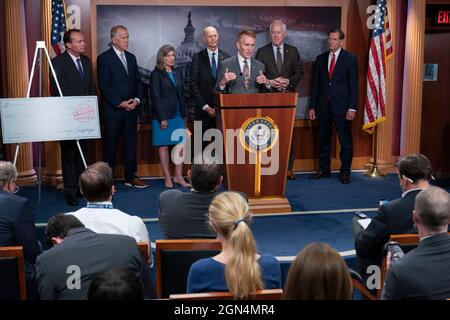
[272, 42, 284, 63]
[68, 202, 152, 265]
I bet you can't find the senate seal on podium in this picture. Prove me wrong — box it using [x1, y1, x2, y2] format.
[239, 116, 279, 153]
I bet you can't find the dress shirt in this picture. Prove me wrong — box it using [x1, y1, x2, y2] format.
[328, 48, 355, 113]
[67, 201, 152, 265]
[112, 45, 140, 104]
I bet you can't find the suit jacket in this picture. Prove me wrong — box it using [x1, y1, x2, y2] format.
[0, 191, 41, 264]
[150, 67, 186, 122]
[383, 233, 450, 300]
[97, 47, 144, 118]
[191, 48, 229, 118]
[309, 49, 358, 117]
[50, 51, 96, 96]
[36, 228, 144, 300]
[159, 189, 218, 239]
[355, 190, 420, 266]
[255, 43, 303, 92]
[215, 55, 267, 94]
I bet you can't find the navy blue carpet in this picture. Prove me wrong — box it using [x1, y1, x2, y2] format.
[23, 171, 404, 257]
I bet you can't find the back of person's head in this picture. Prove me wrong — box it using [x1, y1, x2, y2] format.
[284, 242, 352, 300]
[0, 161, 17, 190]
[45, 214, 84, 246]
[79, 162, 114, 202]
[414, 186, 450, 232]
[191, 161, 222, 193]
[397, 154, 432, 183]
[208, 191, 262, 299]
[88, 268, 143, 300]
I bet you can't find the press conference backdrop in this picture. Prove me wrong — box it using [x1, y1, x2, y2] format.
[0, 96, 101, 144]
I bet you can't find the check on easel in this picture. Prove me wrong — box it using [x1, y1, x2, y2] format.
[0, 96, 100, 144]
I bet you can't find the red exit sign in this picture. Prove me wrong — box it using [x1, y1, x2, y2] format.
[437, 11, 450, 25]
[428, 4, 450, 27]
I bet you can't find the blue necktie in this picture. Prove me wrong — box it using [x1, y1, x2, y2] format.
[211, 52, 217, 80]
[76, 58, 84, 81]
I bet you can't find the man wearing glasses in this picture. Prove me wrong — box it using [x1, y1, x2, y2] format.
[0, 161, 41, 298]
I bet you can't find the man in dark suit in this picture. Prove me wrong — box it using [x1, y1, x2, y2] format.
[97, 25, 147, 188]
[255, 20, 304, 180]
[383, 186, 450, 300]
[158, 161, 222, 239]
[191, 26, 229, 143]
[216, 30, 270, 94]
[309, 28, 358, 184]
[36, 214, 145, 300]
[51, 29, 96, 206]
[0, 161, 41, 298]
[353, 154, 432, 281]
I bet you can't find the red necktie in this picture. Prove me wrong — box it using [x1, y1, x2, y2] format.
[328, 52, 336, 79]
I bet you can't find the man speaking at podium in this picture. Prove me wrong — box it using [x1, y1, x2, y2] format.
[216, 30, 270, 94]
[51, 29, 95, 206]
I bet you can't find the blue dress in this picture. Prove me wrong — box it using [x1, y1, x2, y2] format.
[152, 71, 186, 146]
[186, 253, 281, 293]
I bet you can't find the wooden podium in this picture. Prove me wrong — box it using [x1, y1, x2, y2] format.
[214, 92, 297, 214]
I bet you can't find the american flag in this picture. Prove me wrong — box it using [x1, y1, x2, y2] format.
[363, 0, 393, 133]
[51, 0, 67, 57]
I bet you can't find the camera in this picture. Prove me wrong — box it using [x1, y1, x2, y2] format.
[385, 241, 405, 263]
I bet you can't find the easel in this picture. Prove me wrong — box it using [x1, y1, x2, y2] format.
[13, 41, 87, 202]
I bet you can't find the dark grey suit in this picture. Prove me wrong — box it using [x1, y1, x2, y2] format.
[383, 233, 450, 300]
[215, 56, 266, 94]
[159, 189, 217, 239]
[36, 228, 144, 300]
[354, 190, 420, 277]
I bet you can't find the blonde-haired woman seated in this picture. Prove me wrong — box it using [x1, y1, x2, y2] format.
[186, 191, 281, 299]
[284, 242, 353, 300]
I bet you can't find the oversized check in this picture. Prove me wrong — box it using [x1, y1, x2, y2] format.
[0, 96, 101, 144]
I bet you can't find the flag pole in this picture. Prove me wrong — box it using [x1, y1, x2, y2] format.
[364, 126, 386, 177]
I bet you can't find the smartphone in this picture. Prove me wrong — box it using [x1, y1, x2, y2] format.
[378, 199, 388, 207]
[355, 212, 368, 219]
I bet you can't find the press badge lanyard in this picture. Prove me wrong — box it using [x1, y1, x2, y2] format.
[86, 203, 113, 209]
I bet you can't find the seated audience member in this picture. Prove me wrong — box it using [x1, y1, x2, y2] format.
[36, 214, 144, 300]
[284, 242, 352, 300]
[88, 268, 144, 300]
[187, 192, 281, 299]
[158, 160, 223, 239]
[0, 161, 41, 298]
[353, 154, 432, 279]
[383, 186, 450, 300]
[67, 162, 152, 264]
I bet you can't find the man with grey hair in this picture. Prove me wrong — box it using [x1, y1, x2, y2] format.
[383, 186, 450, 300]
[191, 26, 230, 147]
[0, 161, 41, 298]
[255, 20, 303, 180]
[97, 25, 147, 188]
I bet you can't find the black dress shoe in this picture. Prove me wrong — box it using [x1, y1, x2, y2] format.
[287, 171, 296, 180]
[340, 174, 350, 184]
[65, 196, 79, 206]
[308, 171, 331, 180]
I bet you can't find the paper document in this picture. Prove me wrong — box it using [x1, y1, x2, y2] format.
[358, 218, 372, 230]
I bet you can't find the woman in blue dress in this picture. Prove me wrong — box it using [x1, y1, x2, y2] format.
[150, 45, 190, 188]
[187, 192, 281, 298]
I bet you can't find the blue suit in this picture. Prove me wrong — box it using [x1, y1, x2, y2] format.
[309, 49, 358, 175]
[97, 47, 144, 181]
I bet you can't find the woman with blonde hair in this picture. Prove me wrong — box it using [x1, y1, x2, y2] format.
[150, 44, 190, 188]
[187, 191, 281, 299]
[284, 242, 353, 300]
